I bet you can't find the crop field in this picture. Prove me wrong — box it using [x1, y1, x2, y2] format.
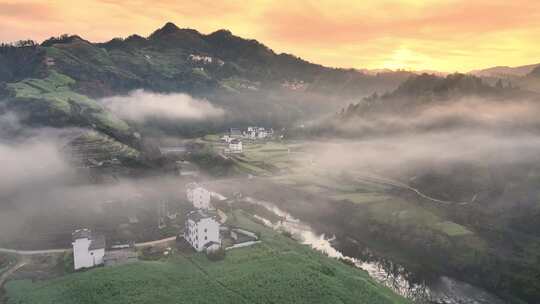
[330, 193, 395, 205]
[219, 141, 298, 176]
[434, 221, 473, 237]
[7, 70, 130, 133]
[67, 131, 140, 162]
[4, 212, 409, 304]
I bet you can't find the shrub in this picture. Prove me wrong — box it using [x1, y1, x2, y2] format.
[206, 248, 226, 261]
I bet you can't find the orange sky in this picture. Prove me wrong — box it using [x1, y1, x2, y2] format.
[1, 0, 540, 72]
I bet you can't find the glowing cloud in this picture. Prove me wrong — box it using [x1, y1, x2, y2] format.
[101, 90, 224, 122]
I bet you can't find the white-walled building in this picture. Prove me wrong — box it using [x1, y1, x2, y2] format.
[186, 183, 212, 210]
[257, 127, 268, 139]
[184, 210, 221, 252]
[245, 127, 270, 140]
[221, 135, 233, 143]
[72, 229, 105, 270]
[228, 139, 243, 153]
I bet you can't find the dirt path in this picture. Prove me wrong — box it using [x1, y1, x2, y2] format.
[0, 248, 68, 256]
[133, 236, 177, 248]
[0, 259, 27, 287]
[0, 236, 178, 256]
[355, 173, 471, 205]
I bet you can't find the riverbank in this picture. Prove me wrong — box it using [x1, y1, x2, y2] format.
[233, 195, 506, 304]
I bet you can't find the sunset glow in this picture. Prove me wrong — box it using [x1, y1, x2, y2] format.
[1, 0, 540, 72]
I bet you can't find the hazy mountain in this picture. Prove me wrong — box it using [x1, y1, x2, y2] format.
[0, 22, 417, 146]
[340, 73, 518, 117]
[469, 63, 540, 78]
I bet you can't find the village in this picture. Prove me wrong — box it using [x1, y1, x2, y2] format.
[71, 182, 260, 271]
[0, 126, 477, 304]
[61, 126, 280, 271]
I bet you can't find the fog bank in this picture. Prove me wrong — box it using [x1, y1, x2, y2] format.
[101, 90, 224, 122]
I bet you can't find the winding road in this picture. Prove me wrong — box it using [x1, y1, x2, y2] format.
[353, 173, 471, 205]
[0, 260, 26, 287]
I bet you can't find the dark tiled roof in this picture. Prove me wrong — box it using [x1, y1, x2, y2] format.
[186, 182, 203, 190]
[89, 234, 106, 250]
[73, 228, 106, 250]
[203, 241, 220, 248]
[187, 209, 218, 222]
[72, 228, 92, 241]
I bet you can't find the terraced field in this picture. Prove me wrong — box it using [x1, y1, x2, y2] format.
[64, 131, 140, 166]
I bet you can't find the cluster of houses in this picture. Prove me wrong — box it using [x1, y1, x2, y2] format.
[220, 127, 274, 154]
[184, 183, 259, 253]
[72, 183, 257, 270]
[188, 54, 224, 66]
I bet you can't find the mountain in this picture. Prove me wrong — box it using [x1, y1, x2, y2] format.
[528, 65, 540, 77]
[0, 22, 413, 98]
[298, 72, 538, 139]
[469, 63, 540, 78]
[341, 73, 511, 117]
[0, 23, 415, 143]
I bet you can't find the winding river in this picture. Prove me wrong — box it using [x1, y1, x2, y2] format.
[242, 197, 506, 304]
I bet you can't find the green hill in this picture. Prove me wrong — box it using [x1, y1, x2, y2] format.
[4, 212, 409, 304]
[0, 23, 414, 135]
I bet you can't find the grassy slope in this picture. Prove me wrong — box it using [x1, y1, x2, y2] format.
[5, 212, 409, 304]
[7, 70, 130, 134]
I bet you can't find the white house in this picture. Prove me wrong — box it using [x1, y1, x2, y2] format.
[245, 127, 270, 140]
[184, 209, 221, 252]
[228, 139, 243, 153]
[189, 54, 213, 64]
[186, 183, 212, 210]
[72, 229, 105, 270]
[221, 135, 233, 143]
[257, 127, 268, 139]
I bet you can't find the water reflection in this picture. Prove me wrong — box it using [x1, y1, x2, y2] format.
[243, 197, 505, 304]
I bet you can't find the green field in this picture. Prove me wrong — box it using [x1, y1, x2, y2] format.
[67, 131, 140, 162]
[330, 193, 394, 204]
[7, 70, 130, 133]
[434, 221, 473, 237]
[5, 212, 409, 304]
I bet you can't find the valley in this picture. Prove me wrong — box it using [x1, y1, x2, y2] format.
[1, 17, 540, 304]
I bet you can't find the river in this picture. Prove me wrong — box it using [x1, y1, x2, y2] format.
[242, 197, 506, 304]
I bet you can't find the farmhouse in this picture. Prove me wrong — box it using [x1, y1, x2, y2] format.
[228, 139, 243, 153]
[184, 209, 221, 252]
[72, 229, 105, 270]
[186, 183, 212, 210]
[244, 127, 272, 139]
[188, 54, 213, 64]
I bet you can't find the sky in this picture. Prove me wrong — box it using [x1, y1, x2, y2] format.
[1, 0, 540, 72]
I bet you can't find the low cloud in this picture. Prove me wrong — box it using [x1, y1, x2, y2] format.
[101, 90, 224, 122]
[329, 98, 540, 136]
[0, 134, 75, 196]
